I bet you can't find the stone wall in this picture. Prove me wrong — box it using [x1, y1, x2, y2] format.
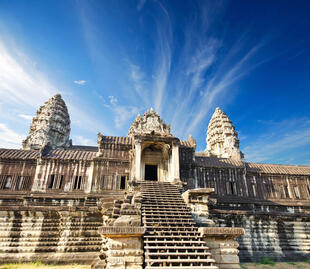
[210, 210, 310, 262]
[0, 209, 103, 264]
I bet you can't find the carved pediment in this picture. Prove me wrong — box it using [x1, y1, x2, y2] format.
[127, 108, 172, 137]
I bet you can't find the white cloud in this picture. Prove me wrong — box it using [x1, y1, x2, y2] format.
[108, 95, 118, 105]
[0, 123, 24, 148]
[128, 63, 149, 104]
[113, 106, 139, 129]
[153, 3, 172, 114]
[74, 80, 87, 85]
[243, 118, 310, 164]
[74, 135, 96, 146]
[105, 95, 139, 129]
[0, 40, 56, 108]
[18, 114, 33, 120]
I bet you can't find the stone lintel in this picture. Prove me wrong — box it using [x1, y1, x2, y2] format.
[186, 188, 215, 195]
[100, 226, 145, 238]
[133, 135, 179, 144]
[199, 227, 244, 239]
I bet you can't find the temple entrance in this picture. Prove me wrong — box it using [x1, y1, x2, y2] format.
[145, 165, 158, 181]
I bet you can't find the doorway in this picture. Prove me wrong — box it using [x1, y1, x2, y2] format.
[145, 165, 158, 181]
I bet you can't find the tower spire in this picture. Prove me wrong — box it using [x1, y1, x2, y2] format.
[205, 107, 243, 160]
[22, 94, 71, 150]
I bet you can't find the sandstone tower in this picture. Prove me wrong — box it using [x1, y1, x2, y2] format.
[205, 107, 243, 160]
[22, 94, 71, 150]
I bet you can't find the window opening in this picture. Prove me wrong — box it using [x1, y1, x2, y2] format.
[101, 176, 105, 189]
[73, 176, 82, 190]
[252, 184, 257, 197]
[4, 176, 12, 189]
[16, 176, 23, 190]
[284, 186, 290, 198]
[48, 175, 55, 189]
[58, 175, 64, 189]
[120, 176, 126, 189]
[279, 185, 285, 198]
[294, 186, 300, 199]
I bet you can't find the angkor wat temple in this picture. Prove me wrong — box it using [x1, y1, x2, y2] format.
[0, 94, 309, 268]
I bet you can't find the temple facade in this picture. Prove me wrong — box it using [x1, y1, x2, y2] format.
[0, 94, 309, 266]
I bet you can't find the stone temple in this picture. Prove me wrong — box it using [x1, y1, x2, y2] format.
[0, 94, 309, 268]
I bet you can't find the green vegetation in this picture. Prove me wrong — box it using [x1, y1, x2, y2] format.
[254, 257, 276, 266]
[287, 261, 297, 265]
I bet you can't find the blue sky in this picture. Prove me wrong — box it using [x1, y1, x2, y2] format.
[0, 0, 310, 165]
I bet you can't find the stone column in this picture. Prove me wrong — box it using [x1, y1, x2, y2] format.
[135, 140, 141, 181]
[97, 226, 145, 269]
[199, 227, 244, 269]
[182, 188, 215, 227]
[171, 142, 180, 182]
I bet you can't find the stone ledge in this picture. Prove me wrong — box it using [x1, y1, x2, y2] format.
[99, 226, 145, 237]
[199, 227, 244, 238]
[186, 188, 215, 194]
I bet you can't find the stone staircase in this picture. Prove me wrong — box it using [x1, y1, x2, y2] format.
[141, 181, 217, 269]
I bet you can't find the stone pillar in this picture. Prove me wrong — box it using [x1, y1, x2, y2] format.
[135, 140, 141, 181]
[171, 142, 180, 182]
[182, 188, 215, 226]
[199, 227, 244, 269]
[98, 226, 145, 269]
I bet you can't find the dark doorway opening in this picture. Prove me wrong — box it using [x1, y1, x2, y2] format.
[145, 165, 158, 181]
[120, 176, 126, 189]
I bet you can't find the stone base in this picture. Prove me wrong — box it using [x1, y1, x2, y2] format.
[200, 227, 244, 269]
[94, 226, 145, 269]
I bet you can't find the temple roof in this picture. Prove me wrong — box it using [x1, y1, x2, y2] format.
[195, 153, 310, 175]
[1, 141, 310, 174]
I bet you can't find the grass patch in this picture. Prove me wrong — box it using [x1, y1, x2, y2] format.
[254, 257, 276, 266]
[287, 261, 297, 265]
[303, 260, 310, 264]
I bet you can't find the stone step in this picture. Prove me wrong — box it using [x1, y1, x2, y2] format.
[145, 226, 197, 230]
[144, 265, 218, 269]
[145, 258, 215, 263]
[145, 246, 210, 250]
[146, 252, 212, 257]
[145, 235, 201, 239]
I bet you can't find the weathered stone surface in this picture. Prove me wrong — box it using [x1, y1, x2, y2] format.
[1, 95, 310, 265]
[205, 107, 243, 160]
[127, 108, 171, 137]
[22, 94, 71, 150]
[182, 188, 215, 226]
[200, 227, 244, 269]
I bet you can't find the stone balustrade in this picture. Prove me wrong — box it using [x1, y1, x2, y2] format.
[199, 227, 244, 269]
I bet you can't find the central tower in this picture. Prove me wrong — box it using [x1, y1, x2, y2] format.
[127, 108, 180, 184]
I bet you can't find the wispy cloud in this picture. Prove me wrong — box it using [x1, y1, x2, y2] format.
[18, 114, 33, 120]
[137, 0, 146, 11]
[128, 63, 149, 104]
[0, 123, 24, 148]
[74, 135, 96, 146]
[74, 80, 87, 85]
[153, 2, 172, 114]
[0, 35, 114, 140]
[243, 118, 310, 164]
[185, 43, 263, 135]
[103, 95, 139, 129]
[0, 40, 56, 108]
